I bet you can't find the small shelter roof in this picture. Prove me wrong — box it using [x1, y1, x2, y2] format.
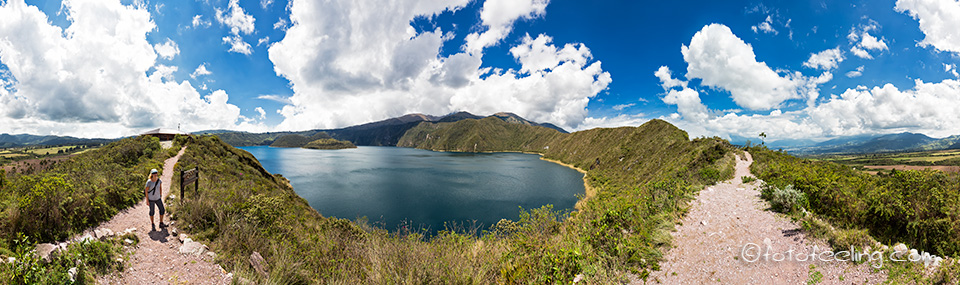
[141, 128, 186, 135]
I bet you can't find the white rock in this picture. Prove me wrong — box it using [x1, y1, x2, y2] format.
[35, 243, 57, 262]
[179, 240, 206, 256]
[573, 273, 584, 284]
[893, 243, 908, 258]
[909, 249, 920, 263]
[7, 257, 15, 263]
[179, 234, 190, 243]
[124, 239, 134, 245]
[68, 267, 78, 282]
[78, 233, 95, 243]
[206, 251, 217, 259]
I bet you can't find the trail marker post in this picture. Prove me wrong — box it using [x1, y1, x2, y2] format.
[180, 167, 199, 202]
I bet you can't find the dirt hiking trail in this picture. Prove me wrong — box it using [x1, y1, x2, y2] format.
[645, 152, 887, 284]
[91, 146, 231, 284]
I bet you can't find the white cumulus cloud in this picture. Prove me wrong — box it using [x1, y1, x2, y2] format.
[809, 79, 960, 136]
[751, 15, 777, 35]
[575, 113, 648, 131]
[255, 107, 266, 119]
[846, 66, 864, 78]
[223, 34, 252, 54]
[153, 38, 180, 60]
[191, 63, 212, 79]
[946, 63, 959, 78]
[192, 14, 211, 28]
[654, 66, 687, 90]
[896, 0, 960, 54]
[463, 0, 549, 54]
[611, 103, 634, 111]
[850, 46, 873, 59]
[268, 0, 610, 131]
[681, 24, 824, 110]
[660, 78, 960, 140]
[859, 32, 888, 51]
[215, 0, 255, 54]
[0, 0, 260, 137]
[803, 47, 843, 70]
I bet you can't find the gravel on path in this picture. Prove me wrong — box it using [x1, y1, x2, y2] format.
[643, 152, 887, 284]
[94, 146, 232, 284]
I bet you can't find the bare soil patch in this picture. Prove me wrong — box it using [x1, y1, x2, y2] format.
[1, 154, 75, 174]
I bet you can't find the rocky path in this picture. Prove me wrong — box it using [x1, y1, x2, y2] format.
[645, 152, 887, 284]
[93, 146, 231, 284]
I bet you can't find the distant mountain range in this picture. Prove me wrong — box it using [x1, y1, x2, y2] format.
[0, 133, 114, 148]
[734, 132, 960, 155]
[196, 112, 568, 147]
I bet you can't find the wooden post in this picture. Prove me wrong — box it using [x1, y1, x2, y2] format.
[195, 166, 200, 195]
[181, 167, 199, 202]
[179, 168, 184, 203]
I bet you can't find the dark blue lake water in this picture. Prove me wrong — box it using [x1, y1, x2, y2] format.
[238, 146, 585, 233]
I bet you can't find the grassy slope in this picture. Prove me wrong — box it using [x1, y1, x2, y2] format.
[269, 132, 333, 148]
[0, 136, 174, 282]
[169, 118, 737, 283]
[750, 147, 960, 283]
[0, 136, 170, 245]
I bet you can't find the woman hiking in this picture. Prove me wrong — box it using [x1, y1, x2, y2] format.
[145, 168, 165, 231]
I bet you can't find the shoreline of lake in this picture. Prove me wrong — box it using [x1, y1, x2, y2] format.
[240, 145, 586, 233]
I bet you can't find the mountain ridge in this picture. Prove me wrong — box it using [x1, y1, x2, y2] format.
[200, 111, 568, 147]
[0, 133, 114, 148]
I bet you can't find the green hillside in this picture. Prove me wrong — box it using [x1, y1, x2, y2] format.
[166, 117, 737, 283]
[751, 148, 960, 257]
[269, 132, 333, 148]
[0, 136, 175, 282]
[1, 118, 737, 283]
[303, 138, 357, 150]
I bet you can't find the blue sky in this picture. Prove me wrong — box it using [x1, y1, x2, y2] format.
[0, 0, 958, 142]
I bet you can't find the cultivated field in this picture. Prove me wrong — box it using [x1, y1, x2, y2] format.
[807, 149, 960, 174]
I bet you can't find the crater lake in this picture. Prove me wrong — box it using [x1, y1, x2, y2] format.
[239, 146, 585, 233]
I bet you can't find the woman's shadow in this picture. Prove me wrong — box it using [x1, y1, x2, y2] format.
[148, 225, 170, 242]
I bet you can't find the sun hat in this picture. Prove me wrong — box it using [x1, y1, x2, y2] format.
[150, 169, 158, 174]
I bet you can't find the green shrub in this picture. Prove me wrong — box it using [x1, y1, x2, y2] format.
[750, 147, 960, 258]
[829, 228, 873, 252]
[1, 136, 167, 243]
[0, 233, 125, 284]
[760, 184, 806, 213]
[698, 167, 721, 181]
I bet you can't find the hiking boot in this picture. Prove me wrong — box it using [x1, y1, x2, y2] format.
[159, 222, 166, 228]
